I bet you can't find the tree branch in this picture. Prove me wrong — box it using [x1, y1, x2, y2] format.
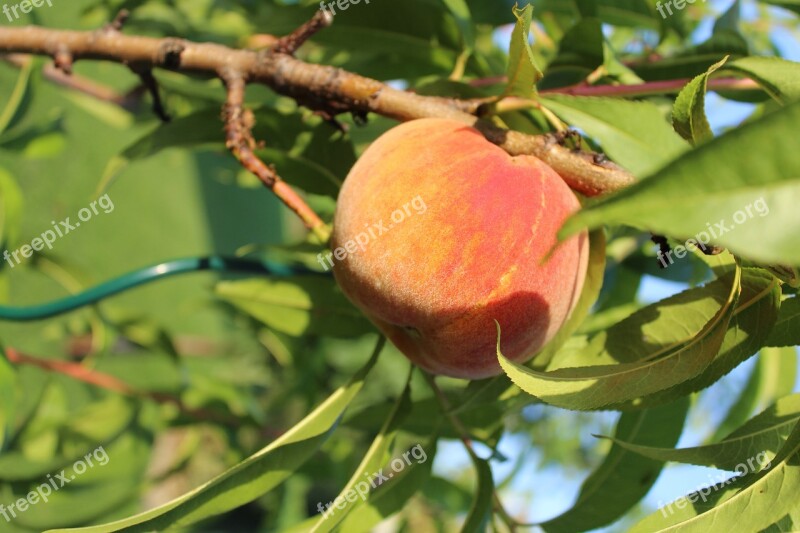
[221, 69, 329, 239]
[131, 65, 171, 122]
[469, 75, 760, 97]
[0, 23, 635, 197]
[273, 9, 333, 55]
[4, 347, 245, 426]
[541, 76, 760, 98]
[3, 53, 137, 107]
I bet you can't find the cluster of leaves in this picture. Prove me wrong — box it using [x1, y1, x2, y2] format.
[1, 0, 800, 531]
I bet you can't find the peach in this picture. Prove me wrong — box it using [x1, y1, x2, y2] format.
[329, 118, 589, 379]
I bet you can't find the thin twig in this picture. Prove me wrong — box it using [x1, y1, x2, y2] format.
[105, 9, 130, 32]
[273, 9, 333, 54]
[3, 54, 139, 109]
[131, 65, 170, 121]
[423, 372, 519, 532]
[541, 76, 760, 98]
[221, 70, 329, 240]
[43, 64, 130, 106]
[4, 347, 243, 426]
[468, 76, 760, 97]
[53, 45, 72, 74]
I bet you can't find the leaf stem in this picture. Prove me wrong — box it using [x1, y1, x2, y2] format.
[423, 372, 520, 532]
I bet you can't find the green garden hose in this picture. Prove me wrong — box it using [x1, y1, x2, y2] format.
[0, 256, 325, 322]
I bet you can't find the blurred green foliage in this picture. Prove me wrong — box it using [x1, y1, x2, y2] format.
[0, 0, 799, 531]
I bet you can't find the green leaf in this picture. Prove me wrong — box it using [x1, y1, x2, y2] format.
[520, 0, 687, 32]
[573, 0, 599, 18]
[216, 276, 374, 338]
[764, 265, 800, 288]
[64, 92, 134, 130]
[759, 0, 800, 15]
[504, 3, 543, 98]
[672, 57, 729, 145]
[461, 456, 494, 533]
[750, 348, 799, 409]
[753, 346, 798, 400]
[441, 0, 475, 48]
[562, 101, 800, 266]
[0, 347, 15, 451]
[0, 57, 32, 136]
[763, 506, 800, 533]
[95, 108, 224, 194]
[304, 0, 463, 79]
[47, 339, 384, 533]
[712, 346, 799, 441]
[534, 230, 606, 369]
[255, 145, 343, 198]
[92, 352, 182, 394]
[96, 108, 345, 197]
[310, 369, 413, 532]
[0, 165, 23, 257]
[540, 95, 688, 177]
[346, 385, 516, 444]
[632, 30, 749, 82]
[726, 57, 800, 105]
[713, 0, 741, 34]
[624, 269, 780, 410]
[766, 297, 800, 347]
[6, 427, 151, 531]
[630, 419, 800, 533]
[323, 436, 437, 533]
[540, 397, 690, 532]
[713, 358, 768, 440]
[540, 18, 605, 90]
[549, 259, 740, 373]
[606, 394, 800, 472]
[0, 112, 65, 153]
[0, 395, 137, 481]
[498, 267, 741, 411]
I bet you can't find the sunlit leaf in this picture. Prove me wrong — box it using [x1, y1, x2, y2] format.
[498, 266, 741, 410]
[310, 369, 413, 532]
[766, 297, 800, 347]
[541, 398, 689, 532]
[461, 455, 494, 532]
[631, 420, 800, 532]
[672, 57, 728, 144]
[504, 3, 543, 98]
[562, 101, 800, 265]
[216, 276, 374, 338]
[726, 56, 800, 104]
[48, 340, 384, 533]
[606, 394, 800, 471]
[541, 95, 688, 177]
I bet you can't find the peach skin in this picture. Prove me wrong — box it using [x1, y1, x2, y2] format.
[330, 118, 589, 379]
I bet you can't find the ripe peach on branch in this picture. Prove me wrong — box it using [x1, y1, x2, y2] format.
[332, 118, 589, 379]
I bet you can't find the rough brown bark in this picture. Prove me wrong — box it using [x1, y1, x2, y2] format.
[0, 24, 636, 197]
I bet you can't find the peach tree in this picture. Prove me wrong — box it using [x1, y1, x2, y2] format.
[0, 0, 799, 531]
